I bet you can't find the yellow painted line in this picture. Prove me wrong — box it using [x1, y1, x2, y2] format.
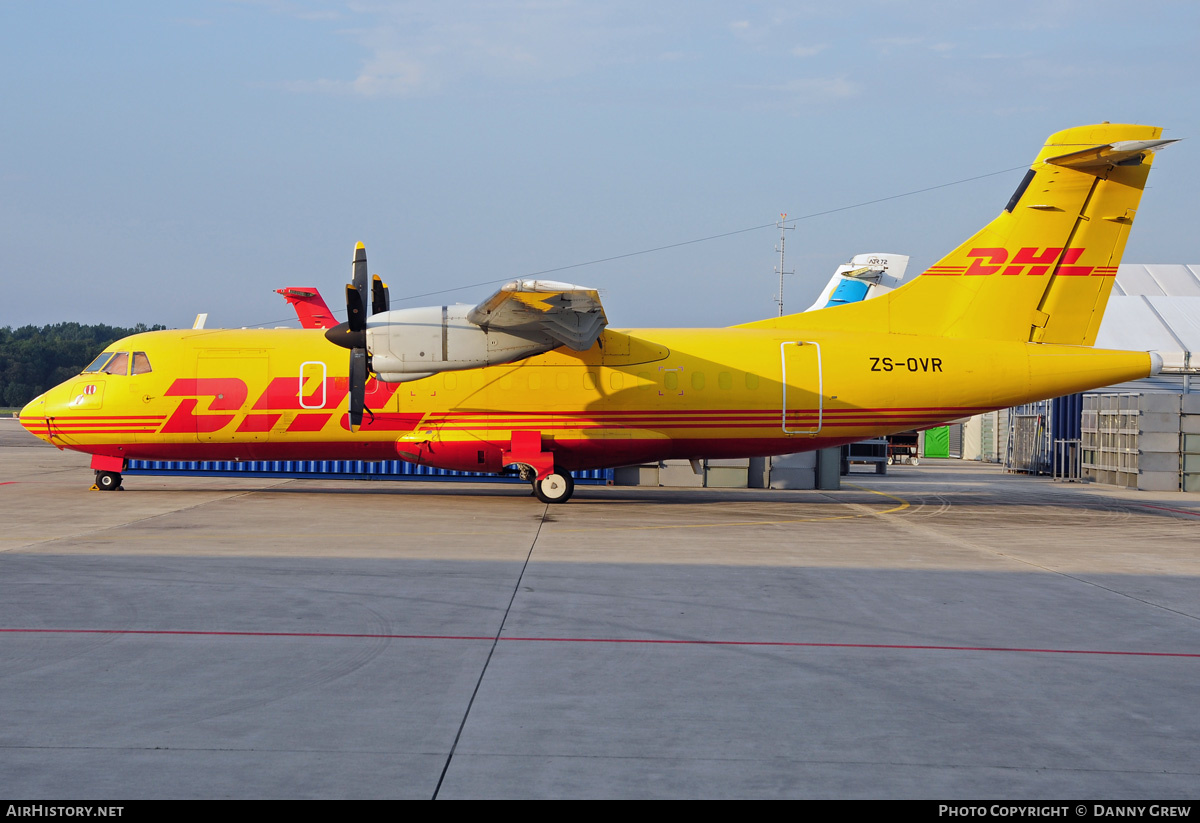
[844, 482, 912, 514]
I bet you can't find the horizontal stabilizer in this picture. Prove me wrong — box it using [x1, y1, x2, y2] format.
[1045, 138, 1178, 172]
[276, 287, 338, 330]
[467, 279, 608, 351]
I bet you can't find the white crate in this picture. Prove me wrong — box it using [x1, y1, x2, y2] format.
[1138, 413, 1182, 433]
[1139, 393, 1182, 414]
[1139, 452, 1180, 473]
[1139, 470, 1181, 492]
[659, 460, 704, 487]
[769, 468, 816, 490]
[1139, 432, 1181, 452]
[771, 451, 817, 469]
[705, 467, 748, 488]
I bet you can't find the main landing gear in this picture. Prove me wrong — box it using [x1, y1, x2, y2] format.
[90, 456, 125, 491]
[94, 471, 123, 491]
[533, 470, 574, 504]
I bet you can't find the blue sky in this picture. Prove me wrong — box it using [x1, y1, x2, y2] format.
[2, 1, 1197, 331]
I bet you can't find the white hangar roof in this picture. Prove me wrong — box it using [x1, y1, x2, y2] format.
[1095, 265, 1200, 372]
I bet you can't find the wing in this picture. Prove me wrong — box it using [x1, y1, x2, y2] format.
[466, 279, 608, 351]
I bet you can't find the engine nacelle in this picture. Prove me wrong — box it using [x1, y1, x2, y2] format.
[367, 305, 559, 382]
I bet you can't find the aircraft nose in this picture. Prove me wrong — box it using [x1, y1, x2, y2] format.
[17, 393, 50, 443]
[17, 379, 74, 445]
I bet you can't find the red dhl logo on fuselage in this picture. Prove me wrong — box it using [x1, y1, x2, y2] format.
[158, 376, 411, 435]
[923, 247, 1117, 278]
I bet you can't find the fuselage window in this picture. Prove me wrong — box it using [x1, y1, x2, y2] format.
[691, 371, 705, 391]
[102, 352, 130, 376]
[718, 371, 733, 390]
[132, 352, 153, 375]
[82, 353, 114, 373]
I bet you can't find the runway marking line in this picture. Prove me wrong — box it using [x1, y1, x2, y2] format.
[2, 628, 1197, 658]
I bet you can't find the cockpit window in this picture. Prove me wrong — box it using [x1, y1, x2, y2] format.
[132, 352, 152, 375]
[102, 352, 130, 376]
[82, 352, 114, 374]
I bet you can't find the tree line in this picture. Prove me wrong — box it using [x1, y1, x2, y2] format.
[0, 323, 165, 407]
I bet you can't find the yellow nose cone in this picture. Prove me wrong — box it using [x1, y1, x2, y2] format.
[17, 393, 50, 443]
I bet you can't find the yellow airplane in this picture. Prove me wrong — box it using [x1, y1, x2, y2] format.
[19, 123, 1175, 503]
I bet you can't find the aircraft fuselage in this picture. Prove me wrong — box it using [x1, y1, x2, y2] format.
[19, 324, 1152, 473]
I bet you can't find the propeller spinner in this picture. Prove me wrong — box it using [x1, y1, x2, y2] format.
[324, 242, 389, 431]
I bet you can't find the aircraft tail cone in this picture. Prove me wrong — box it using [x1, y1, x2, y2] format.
[1150, 351, 1164, 375]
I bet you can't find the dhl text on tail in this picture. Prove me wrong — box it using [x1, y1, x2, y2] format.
[19, 124, 1175, 502]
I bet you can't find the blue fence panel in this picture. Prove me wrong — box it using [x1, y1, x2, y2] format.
[126, 457, 614, 485]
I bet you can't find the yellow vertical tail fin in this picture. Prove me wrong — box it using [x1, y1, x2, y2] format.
[744, 124, 1174, 344]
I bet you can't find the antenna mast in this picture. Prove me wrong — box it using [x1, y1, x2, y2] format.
[773, 213, 795, 316]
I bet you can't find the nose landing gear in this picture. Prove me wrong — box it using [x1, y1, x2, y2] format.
[93, 471, 123, 491]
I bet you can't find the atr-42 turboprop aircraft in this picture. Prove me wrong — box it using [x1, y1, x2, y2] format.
[19, 124, 1176, 502]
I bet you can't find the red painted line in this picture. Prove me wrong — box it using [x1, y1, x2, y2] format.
[1139, 504, 1200, 518]
[446, 414, 968, 426]
[41, 431, 157, 436]
[2, 628, 1197, 658]
[435, 419, 950, 432]
[21, 416, 164, 421]
[0, 481, 17, 486]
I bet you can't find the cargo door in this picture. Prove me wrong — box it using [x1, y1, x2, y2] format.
[781, 341, 823, 436]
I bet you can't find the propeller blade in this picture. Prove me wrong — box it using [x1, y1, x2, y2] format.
[372, 274, 390, 315]
[348, 242, 369, 332]
[339, 242, 376, 434]
[348, 348, 367, 431]
[346, 283, 366, 333]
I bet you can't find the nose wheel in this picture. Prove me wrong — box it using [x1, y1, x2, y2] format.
[94, 471, 123, 491]
[533, 470, 574, 504]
